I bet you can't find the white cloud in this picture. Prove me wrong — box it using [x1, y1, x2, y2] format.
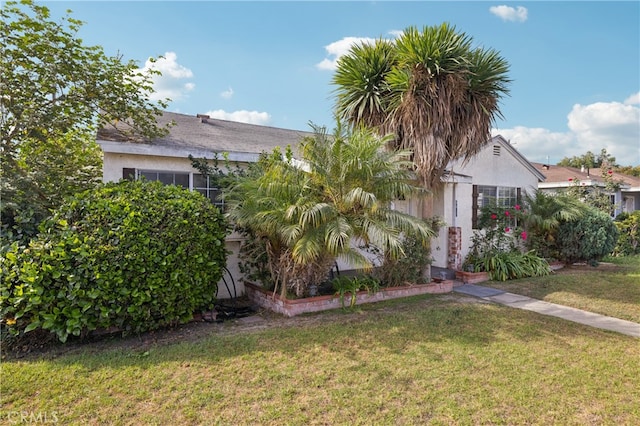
[492, 126, 575, 164]
[489, 5, 528, 22]
[204, 109, 271, 126]
[220, 87, 234, 100]
[138, 51, 195, 101]
[493, 94, 640, 166]
[567, 101, 640, 163]
[624, 92, 640, 105]
[316, 36, 378, 71]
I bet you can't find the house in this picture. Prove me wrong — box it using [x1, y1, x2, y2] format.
[427, 136, 545, 274]
[98, 112, 312, 298]
[98, 112, 544, 295]
[531, 163, 640, 217]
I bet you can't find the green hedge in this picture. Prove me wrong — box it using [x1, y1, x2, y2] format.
[1, 180, 228, 342]
[556, 208, 619, 265]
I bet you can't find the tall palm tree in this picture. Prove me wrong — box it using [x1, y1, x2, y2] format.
[226, 124, 435, 297]
[333, 23, 511, 188]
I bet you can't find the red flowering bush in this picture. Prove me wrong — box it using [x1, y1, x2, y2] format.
[463, 203, 550, 280]
[475, 204, 528, 250]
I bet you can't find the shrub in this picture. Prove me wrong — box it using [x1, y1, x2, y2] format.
[371, 220, 443, 286]
[613, 211, 640, 256]
[332, 275, 380, 308]
[1, 180, 228, 343]
[521, 191, 586, 260]
[556, 208, 619, 265]
[481, 250, 551, 281]
[463, 203, 550, 280]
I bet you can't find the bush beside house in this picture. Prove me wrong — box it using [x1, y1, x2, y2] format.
[555, 208, 619, 266]
[1, 180, 228, 343]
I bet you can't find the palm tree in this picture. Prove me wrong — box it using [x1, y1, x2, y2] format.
[226, 124, 436, 297]
[522, 190, 586, 258]
[333, 23, 511, 188]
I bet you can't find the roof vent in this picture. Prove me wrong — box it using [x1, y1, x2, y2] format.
[493, 145, 501, 156]
[196, 114, 210, 123]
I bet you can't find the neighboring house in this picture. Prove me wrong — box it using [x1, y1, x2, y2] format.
[532, 163, 640, 217]
[98, 112, 543, 296]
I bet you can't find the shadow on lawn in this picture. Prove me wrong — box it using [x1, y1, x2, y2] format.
[7, 294, 623, 368]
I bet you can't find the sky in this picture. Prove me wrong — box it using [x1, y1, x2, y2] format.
[36, 1, 640, 166]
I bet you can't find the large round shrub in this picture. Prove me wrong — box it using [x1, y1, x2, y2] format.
[556, 208, 619, 265]
[1, 180, 228, 342]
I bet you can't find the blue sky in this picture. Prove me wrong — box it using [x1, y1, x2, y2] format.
[40, 1, 640, 165]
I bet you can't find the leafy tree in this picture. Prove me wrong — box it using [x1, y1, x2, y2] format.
[332, 24, 511, 188]
[226, 123, 436, 297]
[1, 129, 103, 242]
[1, 0, 170, 243]
[557, 148, 618, 169]
[614, 165, 640, 177]
[566, 167, 622, 216]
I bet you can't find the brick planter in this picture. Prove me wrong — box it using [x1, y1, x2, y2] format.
[455, 270, 490, 284]
[245, 280, 453, 317]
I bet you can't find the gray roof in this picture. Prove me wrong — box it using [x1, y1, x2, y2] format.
[97, 111, 312, 157]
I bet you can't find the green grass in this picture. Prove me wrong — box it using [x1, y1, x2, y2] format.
[486, 255, 640, 323]
[2, 292, 639, 425]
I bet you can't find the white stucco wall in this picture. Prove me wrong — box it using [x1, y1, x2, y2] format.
[430, 139, 541, 269]
[430, 180, 473, 268]
[102, 152, 196, 182]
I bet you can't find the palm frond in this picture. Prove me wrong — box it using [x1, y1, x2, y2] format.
[332, 23, 511, 188]
[332, 39, 396, 128]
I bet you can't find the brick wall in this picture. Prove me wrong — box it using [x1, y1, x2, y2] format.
[447, 226, 462, 270]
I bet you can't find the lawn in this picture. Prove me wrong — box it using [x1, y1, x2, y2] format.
[2, 286, 639, 425]
[486, 255, 640, 323]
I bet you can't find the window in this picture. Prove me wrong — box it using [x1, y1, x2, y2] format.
[472, 185, 521, 228]
[193, 173, 224, 210]
[126, 169, 225, 210]
[138, 170, 189, 188]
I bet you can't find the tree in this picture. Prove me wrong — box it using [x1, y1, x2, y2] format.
[1, 0, 170, 243]
[557, 148, 618, 169]
[566, 167, 622, 216]
[226, 123, 436, 297]
[332, 24, 511, 188]
[614, 165, 640, 177]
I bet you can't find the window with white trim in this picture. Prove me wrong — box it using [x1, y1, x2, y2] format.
[138, 170, 189, 188]
[125, 169, 224, 210]
[193, 173, 224, 210]
[472, 185, 521, 229]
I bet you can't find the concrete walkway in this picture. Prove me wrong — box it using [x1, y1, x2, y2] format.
[454, 284, 640, 338]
